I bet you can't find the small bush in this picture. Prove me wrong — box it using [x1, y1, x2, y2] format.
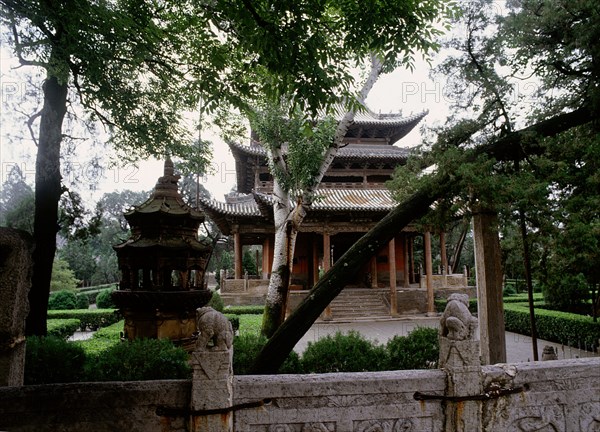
[47, 318, 81, 339]
[25, 336, 86, 384]
[48, 290, 78, 310]
[301, 331, 387, 373]
[76, 293, 90, 309]
[76, 321, 124, 356]
[96, 288, 116, 309]
[233, 333, 301, 375]
[85, 338, 191, 381]
[208, 291, 224, 312]
[386, 327, 439, 370]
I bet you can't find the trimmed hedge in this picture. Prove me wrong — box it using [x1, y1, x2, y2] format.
[504, 303, 600, 350]
[48, 290, 78, 310]
[76, 321, 124, 356]
[95, 289, 116, 309]
[233, 333, 301, 374]
[224, 305, 264, 315]
[76, 285, 117, 305]
[386, 327, 439, 370]
[47, 309, 121, 331]
[47, 318, 81, 339]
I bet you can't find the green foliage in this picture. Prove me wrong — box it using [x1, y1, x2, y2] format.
[224, 305, 264, 315]
[215, 251, 233, 287]
[542, 273, 589, 313]
[95, 288, 117, 309]
[242, 250, 258, 276]
[85, 338, 191, 382]
[386, 327, 439, 370]
[504, 303, 600, 351]
[0, 165, 34, 233]
[47, 309, 120, 331]
[76, 321, 124, 357]
[50, 258, 79, 292]
[236, 314, 263, 336]
[47, 318, 81, 339]
[301, 331, 387, 373]
[48, 290, 78, 310]
[233, 334, 301, 375]
[25, 336, 86, 384]
[207, 291, 224, 312]
[77, 285, 117, 304]
[76, 294, 90, 309]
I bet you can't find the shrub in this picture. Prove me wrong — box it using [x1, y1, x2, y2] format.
[95, 288, 116, 309]
[85, 338, 191, 381]
[504, 303, 600, 351]
[76, 321, 124, 356]
[47, 318, 81, 339]
[233, 333, 301, 375]
[48, 290, 78, 310]
[47, 309, 121, 330]
[542, 272, 589, 312]
[25, 336, 86, 384]
[76, 293, 90, 309]
[208, 291, 224, 312]
[386, 327, 439, 370]
[301, 331, 387, 373]
[224, 305, 264, 315]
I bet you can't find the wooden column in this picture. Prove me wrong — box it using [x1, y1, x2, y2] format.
[473, 210, 506, 364]
[403, 235, 410, 288]
[370, 256, 378, 288]
[234, 231, 242, 279]
[388, 237, 398, 316]
[323, 232, 332, 320]
[261, 237, 270, 279]
[424, 231, 435, 315]
[440, 231, 448, 274]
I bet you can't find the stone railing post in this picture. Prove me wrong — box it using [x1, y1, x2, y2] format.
[0, 228, 34, 387]
[439, 294, 482, 431]
[189, 306, 234, 432]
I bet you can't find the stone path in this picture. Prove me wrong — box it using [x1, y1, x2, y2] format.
[294, 316, 599, 363]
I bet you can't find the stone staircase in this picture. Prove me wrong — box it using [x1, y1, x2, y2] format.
[326, 288, 391, 321]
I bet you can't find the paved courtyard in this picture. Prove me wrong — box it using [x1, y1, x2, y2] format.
[294, 316, 598, 363]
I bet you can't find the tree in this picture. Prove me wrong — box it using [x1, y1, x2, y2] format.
[0, 165, 34, 232]
[49, 257, 79, 292]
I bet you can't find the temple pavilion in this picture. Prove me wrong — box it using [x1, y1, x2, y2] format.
[199, 108, 471, 316]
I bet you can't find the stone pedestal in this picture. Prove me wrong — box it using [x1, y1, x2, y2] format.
[0, 228, 34, 387]
[189, 349, 234, 432]
[440, 337, 482, 432]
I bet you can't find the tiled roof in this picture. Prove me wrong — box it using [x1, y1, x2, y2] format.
[201, 188, 395, 219]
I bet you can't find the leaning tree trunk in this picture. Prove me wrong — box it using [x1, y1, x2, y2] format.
[26, 73, 68, 336]
[250, 106, 595, 374]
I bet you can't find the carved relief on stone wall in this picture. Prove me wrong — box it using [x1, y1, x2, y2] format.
[264, 423, 335, 432]
[506, 405, 565, 432]
[579, 402, 600, 432]
[353, 419, 414, 432]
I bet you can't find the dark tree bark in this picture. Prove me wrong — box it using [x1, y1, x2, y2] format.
[26, 73, 68, 336]
[250, 106, 595, 374]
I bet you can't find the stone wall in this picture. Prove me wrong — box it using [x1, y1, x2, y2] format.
[1, 358, 598, 431]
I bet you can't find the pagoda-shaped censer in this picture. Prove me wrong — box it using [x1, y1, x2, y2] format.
[112, 158, 213, 343]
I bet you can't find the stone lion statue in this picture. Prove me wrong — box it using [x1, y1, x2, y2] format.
[439, 293, 478, 341]
[195, 306, 233, 351]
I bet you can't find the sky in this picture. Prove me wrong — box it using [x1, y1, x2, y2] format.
[0, 47, 450, 205]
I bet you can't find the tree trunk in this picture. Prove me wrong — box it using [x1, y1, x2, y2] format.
[250, 107, 595, 374]
[262, 180, 298, 337]
[26, 74, 68, 336]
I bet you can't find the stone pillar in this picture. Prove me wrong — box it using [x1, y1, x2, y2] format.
[388, 238, 398, 316]
[323, 232, 332, 321]
[0, 228, 34, 387]
[472, 210, 506, 364]
[190, 309, 234, 432]
[424, 231, 435, 315]
[439, 295, 481, 432]
[234, 231, 242, 279]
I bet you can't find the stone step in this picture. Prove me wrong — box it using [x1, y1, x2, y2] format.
[326, 289, 391, 320]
